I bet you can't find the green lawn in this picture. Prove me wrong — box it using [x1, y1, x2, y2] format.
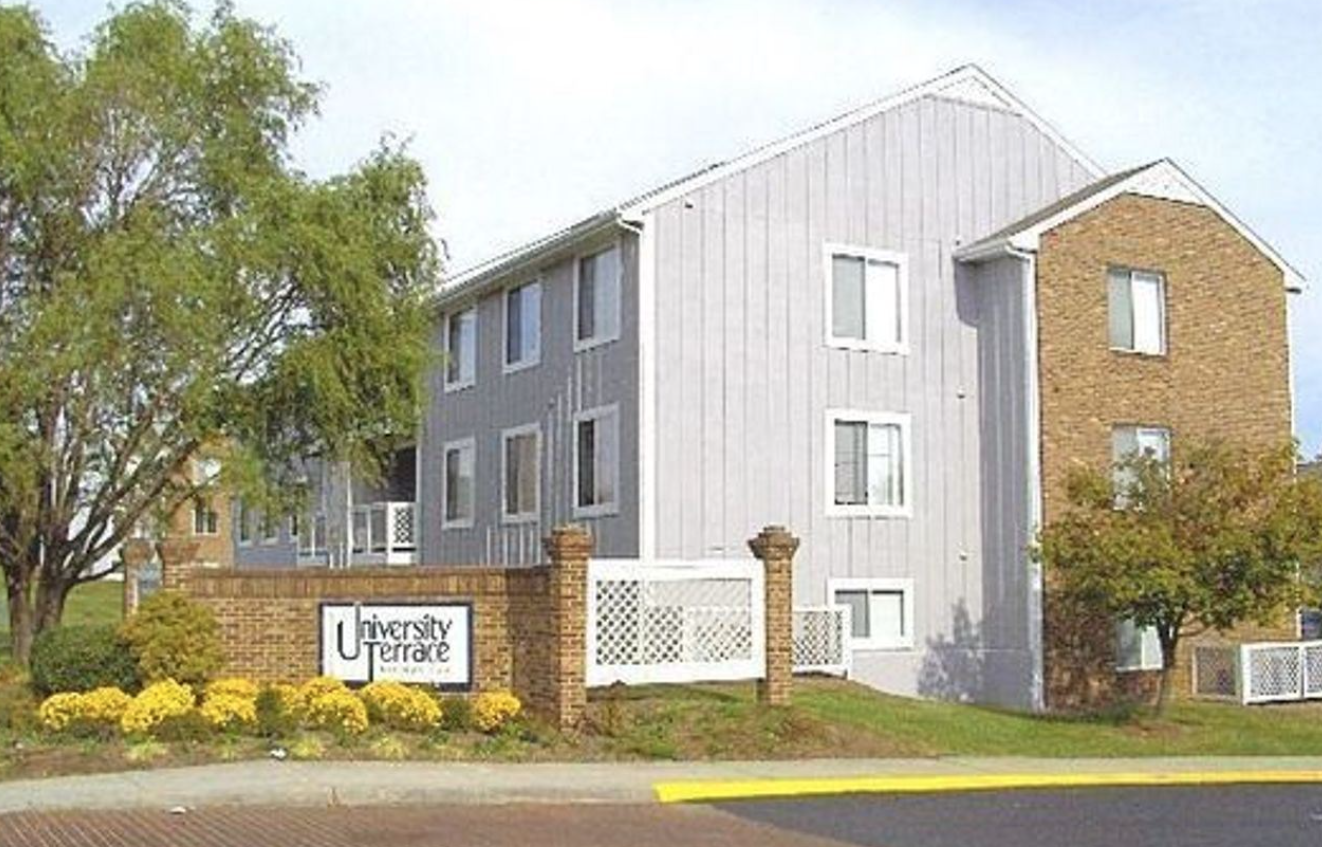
[0, 580, 123, 658]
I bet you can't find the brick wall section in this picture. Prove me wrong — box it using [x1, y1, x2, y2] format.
[749, 525, 799, 706]
[159, 526, 590, 730]
[1035, 192, 1294, 709]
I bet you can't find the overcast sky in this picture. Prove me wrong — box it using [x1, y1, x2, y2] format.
[39, 0, 1322, 452]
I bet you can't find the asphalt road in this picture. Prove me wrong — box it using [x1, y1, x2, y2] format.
[718, 785, 1322, 847]
[3, 786, 1322, 846]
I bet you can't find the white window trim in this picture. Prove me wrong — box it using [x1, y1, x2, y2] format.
[1115, 619, 1164, 672]
[822, 243, 910, 355]
[235, 500, 252, 547]
[828, 577, 916, 651]
[1109, 267, 1167, 357]
[824, 409, 913, 519]
[500, 422, 541, 525]
[573, 242, 623, 353]
[441, 436, 477, 530]
[192, 502, 219, 537]
[442, 306, 477, 393]
[571, 403, 621, 519]
[502, 278, 542, 375]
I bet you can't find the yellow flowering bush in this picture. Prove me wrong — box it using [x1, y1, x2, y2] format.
[296, 676, 348, 710]
[37, 687, 132, 733]
[472, 691, 521, 733]
[200, 693, 257, 730]
[120, 680, 195, 736]
[206, 678, 259, 701]
[37, 692, 83, 732]
[358, 681, 441, 732]
[304, 689, 368, 735]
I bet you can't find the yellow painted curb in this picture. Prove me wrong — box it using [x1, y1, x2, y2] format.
[654, 770, 1322, 803]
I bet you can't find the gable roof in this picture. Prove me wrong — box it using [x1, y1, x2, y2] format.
[954, 158, 1305, 291]
[440, 65, 1101, 304]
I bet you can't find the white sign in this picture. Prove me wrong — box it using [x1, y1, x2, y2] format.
[319, 603, 472, 688]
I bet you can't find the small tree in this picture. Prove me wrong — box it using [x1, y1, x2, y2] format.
[1039, 441, 1322, 712]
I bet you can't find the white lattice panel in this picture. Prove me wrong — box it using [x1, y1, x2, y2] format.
[793, 606, 851, 676]
[1243, 643, 1304, 703]
[1191, 645, 1238, 700]
[392, 503, 416, 549]
[1306, 644, 1322, 699]
[587, 560, 764, 687]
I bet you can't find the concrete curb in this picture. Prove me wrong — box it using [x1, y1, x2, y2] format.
[654, 770, 1322, 803]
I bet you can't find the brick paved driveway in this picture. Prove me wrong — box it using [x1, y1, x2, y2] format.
[0, 804, 847, 846]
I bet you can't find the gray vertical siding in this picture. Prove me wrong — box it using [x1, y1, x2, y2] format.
[648, 94, 1092, 700]
[419, 234, 640, 565]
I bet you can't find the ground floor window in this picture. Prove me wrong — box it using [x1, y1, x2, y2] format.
[573, 405, 619, 517]
[1115, 618, 1163, 671]
[828, 578, 915, 650]
[442, 437, 476, 529]
[192, 501, 219, 536]
[501, 423, 540, 523]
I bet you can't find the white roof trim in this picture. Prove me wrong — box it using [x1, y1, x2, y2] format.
[617, 64, 1102, 218]
[964, 159, 1304, 291]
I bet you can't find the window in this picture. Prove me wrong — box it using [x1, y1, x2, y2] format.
[192, 501, 219, 536]
[442, 438, 476, 529]
[826, 410, 911, 517]
[1112, 425, 1171, 502]
[825, 245, 908, 353]
[829, 578, 915, 650]
[573, 405, 619, 517]
[289, 513, 300, 539]
[501, 424, 540, 523]
[236, 500, 252, 545]
[444, 306, 477, 390]
[261, 511, 279, 544]
[575, 246, 621, 350]
[1109, 267, 1166, 355]
[504, 280, 542, 372]
[1116, 618, 1163, 671]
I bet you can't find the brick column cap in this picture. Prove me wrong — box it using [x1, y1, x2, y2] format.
[121, 538, 153, 568]
[748, 525, 799, 560]
[543, 524, 593, 562]
[157, 537, 200, 566]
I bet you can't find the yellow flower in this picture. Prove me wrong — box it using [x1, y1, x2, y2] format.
[358, 681, 441, 732]
[305, 689, 368, 735]
[79, 687, 132, 725]
[37, 692, 83, 732]
[206, 678, 259, 701]
[296, 676, 348, 710]
[200, 692, 257, 729]
[120, 680, 195, 736]
[472, 691, 521, 733]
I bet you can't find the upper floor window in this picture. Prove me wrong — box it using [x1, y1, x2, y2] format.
[505, 280, 542, 372]
[1109, 267, 1166, 355]
[575, 246, 621, 351]
[192, 501, 219, 536]
[825, 244, 909, 353]
[442, 437, 476, 529]
[502, 424, 540, 523]
[236, 500, 252, 545]
[444, 306, 477, 391]
[573, 405, 619, 517]
[827, 410, 911, 518]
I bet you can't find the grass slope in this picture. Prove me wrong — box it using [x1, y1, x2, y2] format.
[0, 581, 123, 656]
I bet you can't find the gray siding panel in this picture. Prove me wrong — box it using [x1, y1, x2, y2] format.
[649, 94, 1090, 702]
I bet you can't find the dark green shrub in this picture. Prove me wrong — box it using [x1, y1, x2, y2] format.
[152, 709, 215, 743]
[30, 625, 140, 696]
[439, 695, 473, 731]
[254, 685, 299, 739]
[119, 591, 224, 687]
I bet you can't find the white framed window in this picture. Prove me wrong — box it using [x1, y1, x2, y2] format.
[574, 245, 621, 351]
[829, 578, 915, 651]
[441, 437, 476, 529]
[504, 280, 542, 373]
[289, 513, 300, 539]
[1108, 267, 1166, 355]
[236, 500, 252, 546]
[1116, 618, 1163, 671]
[1112, 424, 1171, 502]
[824, 244, 909, 354]
[501, 423, 541, 524]
[192, 501, 219, 536]
[572, 404, 619, 517]
[825, 410, 912, 518]
[260, 511, 279, 544]
[443, 306, 477, 391]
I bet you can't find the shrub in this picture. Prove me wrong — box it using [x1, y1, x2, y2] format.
[472, 691, 522, 734]
[296, 676, 348, 710]
[254, 685, 299, 738]
[79, 687, 133, 726]
[0, 683, 38, 734]
[120, 679, 195, 737]
[119, 592, 224, 687]
[438, 696, 473, 732]
[207, 678, 259, 701]
[358, 681, 441, 732]
[30, 625, 139, 696]
[37, 692, 83, 732]
[304, 689, 368, 736]
[200, 693, 257, 731]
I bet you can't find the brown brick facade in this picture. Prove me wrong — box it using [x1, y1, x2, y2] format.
[1035, 192, 1294, 708]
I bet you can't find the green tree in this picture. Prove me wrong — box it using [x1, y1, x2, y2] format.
[1039, 441, 1322, 712]
[0, 2, 438, 662]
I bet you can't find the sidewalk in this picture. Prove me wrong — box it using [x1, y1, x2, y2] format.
[4, 757, 1322, 813]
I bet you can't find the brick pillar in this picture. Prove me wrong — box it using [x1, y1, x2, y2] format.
[120, 539, 153, 616]
[158, 538, 201, 591]
[542, 524, 591, 731]
[749, 524, 799, 706]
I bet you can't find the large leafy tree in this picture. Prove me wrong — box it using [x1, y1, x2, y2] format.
[0, 2, 437, 662]
[1040, 441, 1322, 711]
